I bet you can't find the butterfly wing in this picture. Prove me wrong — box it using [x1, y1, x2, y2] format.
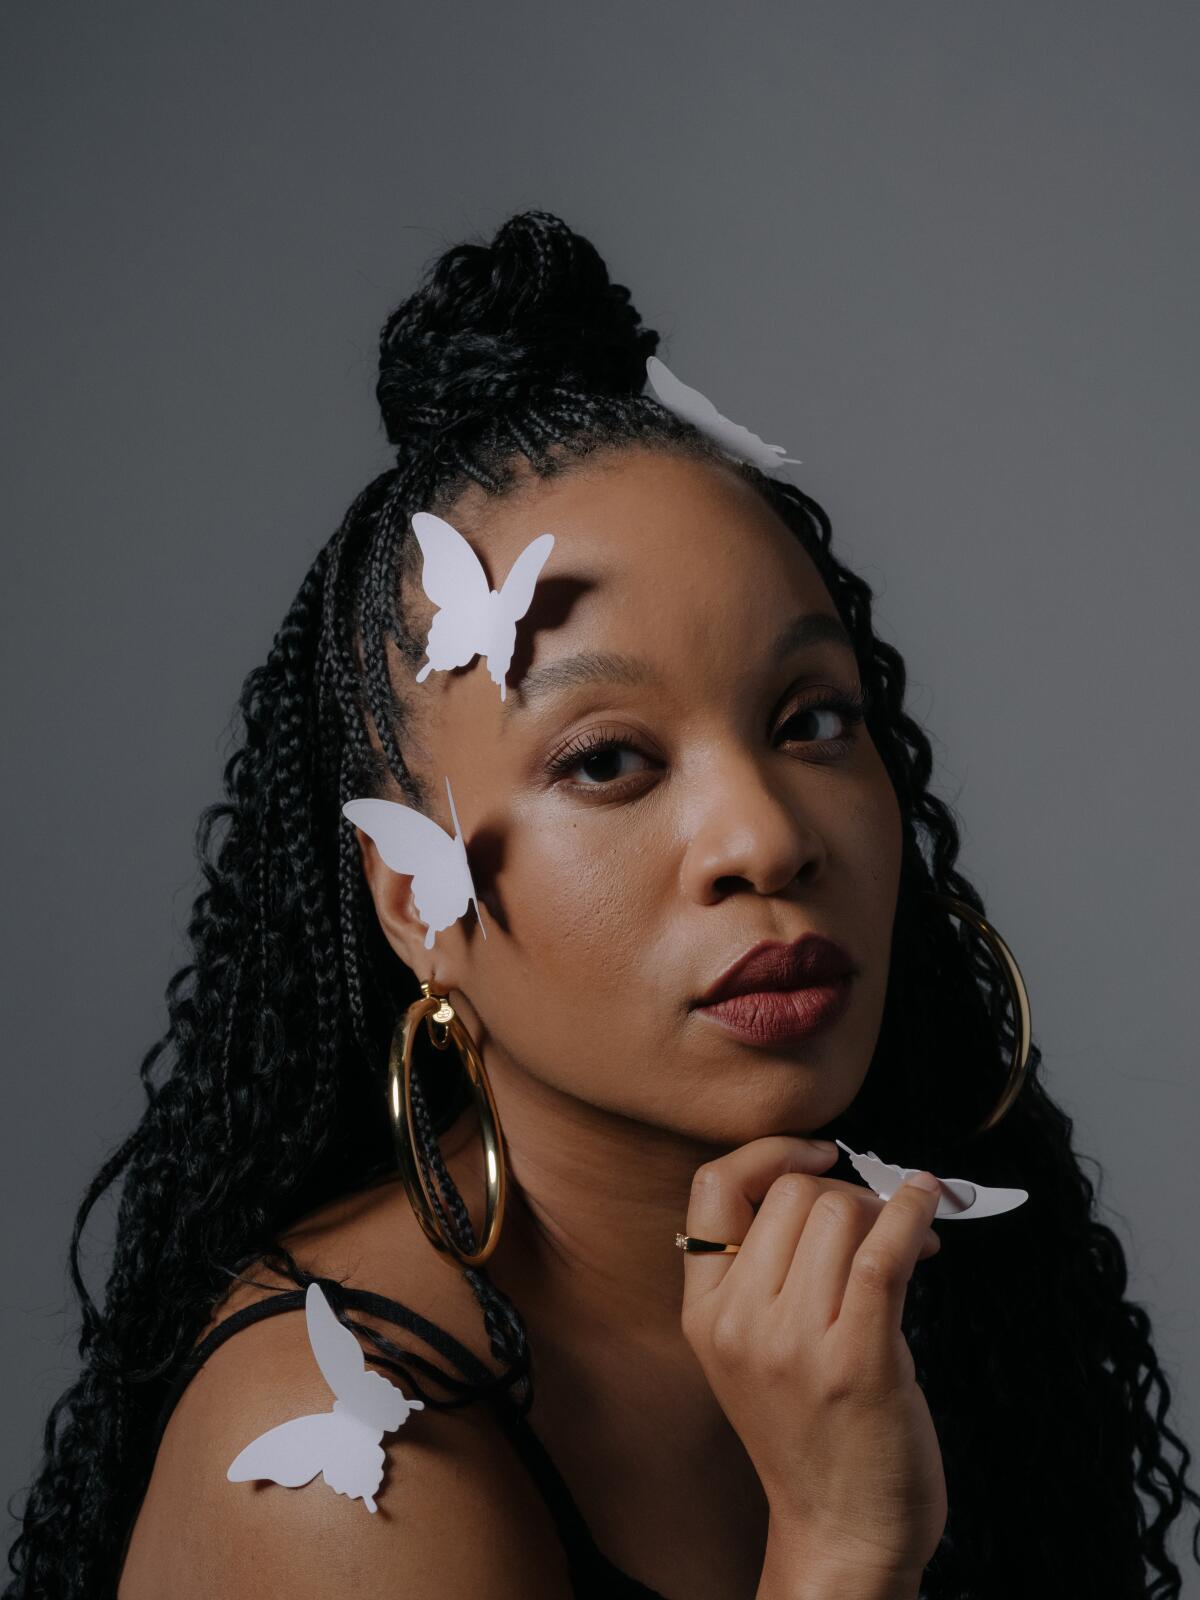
[228, 1411, 388, 1513]
[646, 355, 731, 430]
[318, 1415, 387, 1511]
[341, 797, 452, 877]
[411, 513, 495, 679]
[644, 356, 802, 472]
[874, 1161, 1028, 1218]
[834, 1138, 907, 1200]
[341, 796, 478, 949]
[227, 1412, 341, 1493]
[933, 1178, 1029, 1220]
[304, 1281, 368, 1400]
[485, 533, 555, 701]
[306, 1282, 428, 1432]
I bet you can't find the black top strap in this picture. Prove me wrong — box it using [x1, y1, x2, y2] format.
[148, 1281, 516, 1456]
[144, 1280, 667, 1599]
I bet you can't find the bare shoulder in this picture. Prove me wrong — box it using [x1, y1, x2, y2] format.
[118, 1176, 569, 1599]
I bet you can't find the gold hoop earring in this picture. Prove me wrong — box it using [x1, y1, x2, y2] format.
[387, 981, 507, 1269]
[922, 891, 1033, 1134]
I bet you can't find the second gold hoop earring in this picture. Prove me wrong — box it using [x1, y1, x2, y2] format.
[388, 982, 507, 1269]
[922, 891, 1033, 1134]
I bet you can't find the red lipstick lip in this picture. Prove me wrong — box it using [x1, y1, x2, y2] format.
[694, 976, 854, 1046]
[693, 935, 858, 1007]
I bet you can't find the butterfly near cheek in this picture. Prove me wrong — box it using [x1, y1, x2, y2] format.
[410, 512, 555, 702]
[342, 774, 487, 950]
[226, 1282, 426, 1513]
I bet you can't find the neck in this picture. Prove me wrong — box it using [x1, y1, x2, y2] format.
[441, 1059, 730, 1360]
[434, 1053, 774, 1589]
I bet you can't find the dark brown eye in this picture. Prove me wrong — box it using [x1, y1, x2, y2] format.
[566, 742, 646, 785]
[776, 687, 868, 751]
[544, 725, 654, 788]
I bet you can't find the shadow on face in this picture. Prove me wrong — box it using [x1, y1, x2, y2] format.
[360, 444, 903, 1145]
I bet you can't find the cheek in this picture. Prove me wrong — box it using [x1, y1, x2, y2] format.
[841, 752, 903, 907]
[495, 814, 655, 990]
[470, 818, 680, 1114]
[877, 778, 904, 911]
[835, 766, 903, 1041]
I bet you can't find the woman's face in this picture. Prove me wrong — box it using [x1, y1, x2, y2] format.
[362, 445, 903, 1144]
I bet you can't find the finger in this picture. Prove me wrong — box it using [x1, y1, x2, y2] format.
[694, 1171, 935, 1309]
[835, 1172, 942, 1372]
[681, 1137, 839, 1306]
[718, 1173, 826, 1301]
[778, 1187, 882, 1330]
[787, 1190, 941, 1330]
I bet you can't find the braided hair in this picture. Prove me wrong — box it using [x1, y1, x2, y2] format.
[6, 209, 1199, 1598]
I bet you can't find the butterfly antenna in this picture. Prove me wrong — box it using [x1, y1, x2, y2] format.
[444, 775, 488, 941]
[444, 773, 462, 837]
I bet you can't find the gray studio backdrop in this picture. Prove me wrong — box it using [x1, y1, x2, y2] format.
[3, 1, 1197, 1585]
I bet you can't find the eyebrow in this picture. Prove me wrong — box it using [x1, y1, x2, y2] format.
[503, 609, 856, 717]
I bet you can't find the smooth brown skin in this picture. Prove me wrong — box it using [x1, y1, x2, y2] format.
[120, 446, 943, 1600]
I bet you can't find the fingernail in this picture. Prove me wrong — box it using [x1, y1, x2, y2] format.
[811, 1140, 838, 1152]
[906, 1170, 941, 1192]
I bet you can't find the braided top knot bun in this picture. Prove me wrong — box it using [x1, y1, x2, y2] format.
[376, 210, 659, 456]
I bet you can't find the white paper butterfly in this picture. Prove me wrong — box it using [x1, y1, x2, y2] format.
[342, 773, 487, 949]
[226, 1281, 426, 1513]
[835, 1138, 1028, 1220]
[644, 355, 803, 473]
[410, 511, 555, 702]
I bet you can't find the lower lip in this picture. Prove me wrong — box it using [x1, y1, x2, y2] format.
[694, 975, 854, 1046]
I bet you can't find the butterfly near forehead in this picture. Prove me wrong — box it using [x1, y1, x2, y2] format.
[410, 511, 555, 703]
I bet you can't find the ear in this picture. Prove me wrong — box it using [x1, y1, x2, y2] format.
[351, 825, 454, 985]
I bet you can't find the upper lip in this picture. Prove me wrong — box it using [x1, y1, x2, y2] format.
[694, 935, 858, 1006]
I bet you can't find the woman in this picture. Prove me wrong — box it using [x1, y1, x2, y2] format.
[6, 209, 1198, 1599]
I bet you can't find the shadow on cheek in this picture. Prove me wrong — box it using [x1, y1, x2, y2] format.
[462, 821, 512, 937]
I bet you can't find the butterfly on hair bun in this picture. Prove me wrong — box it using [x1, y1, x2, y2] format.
[226, 1282, 426, 1513]
[644, 355, 803, 473]
[411, 511, 554, 702]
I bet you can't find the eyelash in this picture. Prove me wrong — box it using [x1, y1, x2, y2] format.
[543, 685, 873, 791]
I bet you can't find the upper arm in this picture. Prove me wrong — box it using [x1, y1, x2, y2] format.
[118, 1302, 571, 1598]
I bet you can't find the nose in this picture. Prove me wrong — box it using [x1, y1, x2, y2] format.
[679, 749, 827, 905]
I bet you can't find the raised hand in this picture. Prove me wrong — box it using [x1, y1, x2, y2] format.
[679, 1136, 946, 1593]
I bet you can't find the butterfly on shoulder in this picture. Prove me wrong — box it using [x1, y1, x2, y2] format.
[410, 511, 555, 702]
[226, 1281, 426, 1513]
[834, 1138, 1028, 1220]
[342, 773, 486, 950]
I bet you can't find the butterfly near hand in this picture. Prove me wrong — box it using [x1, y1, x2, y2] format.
[411, 511, 554, 702]
[342, 773, 487, 949]
[226, 1281, 426, 1513]
[834, 1138, 1028, 1220]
